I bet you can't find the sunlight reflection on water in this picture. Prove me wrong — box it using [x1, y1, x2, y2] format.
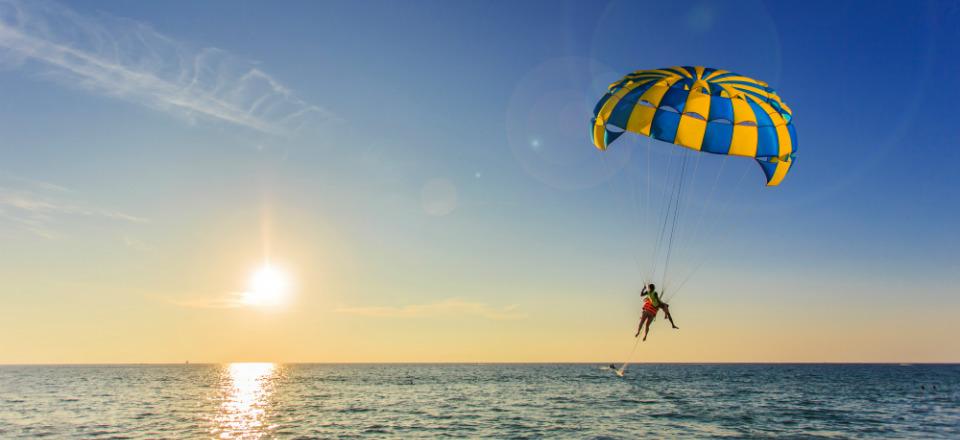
[212, 363, 277, 439]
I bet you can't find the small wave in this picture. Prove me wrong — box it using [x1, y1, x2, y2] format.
[362, 424, 390, 434]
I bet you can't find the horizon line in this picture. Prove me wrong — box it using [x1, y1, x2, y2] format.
[2, 361, 957, 366]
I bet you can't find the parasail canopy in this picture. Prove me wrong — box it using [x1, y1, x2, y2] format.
[592, 66, 797, 186]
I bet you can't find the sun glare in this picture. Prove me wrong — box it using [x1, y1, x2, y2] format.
[241, 264, 291, 307]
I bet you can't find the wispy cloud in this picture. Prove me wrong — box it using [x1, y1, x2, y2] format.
[169, 292, 246, 310]
[0, 174, 70, 193]
[0, 175, 145, 239]
[121, 234, 154, 252]
[337, 298, 527, 321]
[0, 0, 332, 134]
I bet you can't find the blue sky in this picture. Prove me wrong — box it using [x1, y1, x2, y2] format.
[0, 0, 957, 362]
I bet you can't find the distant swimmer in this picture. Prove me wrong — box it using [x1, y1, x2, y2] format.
[609, 364, 617, 370]
[634, 283, 679, 341]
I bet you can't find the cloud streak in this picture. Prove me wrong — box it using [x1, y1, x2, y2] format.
[337, 298, 527, 321]
[0, 175, 145, 239]
[0, 0, 331, 134]
[169, 292, 246, 310]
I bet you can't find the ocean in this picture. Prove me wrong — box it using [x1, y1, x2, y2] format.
[1, 363, 957, 438]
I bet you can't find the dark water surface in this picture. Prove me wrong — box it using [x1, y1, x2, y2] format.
[0, 363, 957, 438]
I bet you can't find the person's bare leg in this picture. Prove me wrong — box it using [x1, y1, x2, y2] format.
[634, 316, 648, 337]
[660, 304, 678, 329]
[665, 309, 678, 329]
[642, 319, 652, 341]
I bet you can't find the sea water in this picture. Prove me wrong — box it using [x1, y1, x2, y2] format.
[1, 363, 957, 438]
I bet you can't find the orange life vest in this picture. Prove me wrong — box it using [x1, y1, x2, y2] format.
[642, 298, 659, 315]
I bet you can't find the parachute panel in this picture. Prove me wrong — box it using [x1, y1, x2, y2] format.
[592, 65, 798, 186]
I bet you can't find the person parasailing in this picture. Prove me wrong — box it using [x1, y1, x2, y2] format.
[634, 283, 679, 341]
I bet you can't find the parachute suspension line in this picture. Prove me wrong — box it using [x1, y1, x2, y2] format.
[645, 137, 652, 282]
[640, 136, 653, 285]
[596, 143, 649, 285]
[625, 136, 655, 286]
[617, 332, 643, 376]
[664, 155, 726, 295]
[674, 154, 728, 276]
[648, 146, 677, 284]
[648, 154, 665, 285]
[660, 150, 692, 292]
[664, 160, 753, 302]
[663, 151, 708, 292]
[657, 150, 689, 284]
[658, 148, 690, 285]
[666, 151, 703, 288]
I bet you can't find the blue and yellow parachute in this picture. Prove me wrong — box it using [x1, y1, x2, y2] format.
[592, 66, 797, 186]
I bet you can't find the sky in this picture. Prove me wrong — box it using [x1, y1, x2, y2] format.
[0, 0, 958, 363]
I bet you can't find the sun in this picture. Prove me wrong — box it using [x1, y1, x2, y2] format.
[241, 264, 291, 307]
